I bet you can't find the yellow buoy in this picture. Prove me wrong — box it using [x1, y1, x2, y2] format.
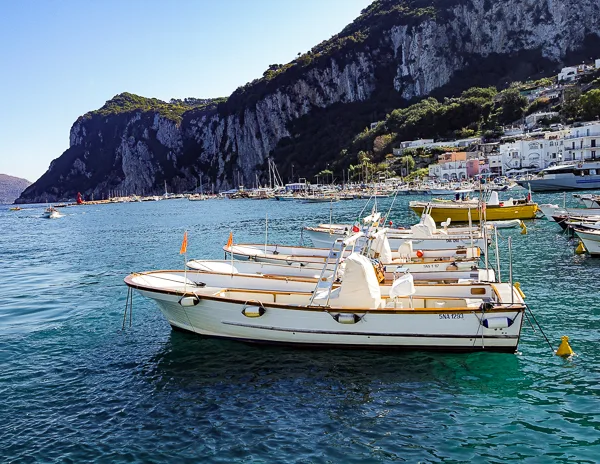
[520, 221, 527, 235]
[556, 336, 575, 357]
[575, 241, 586, 254]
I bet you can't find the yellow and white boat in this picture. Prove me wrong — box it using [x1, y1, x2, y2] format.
[410, 192, 538, 222]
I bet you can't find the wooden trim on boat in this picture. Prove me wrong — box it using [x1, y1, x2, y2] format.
[124, 274, 525, 315]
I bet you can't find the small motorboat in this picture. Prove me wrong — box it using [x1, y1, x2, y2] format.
[125, 251, 525, 352]
[42, 207, 63, 219]
[574, 228, 600, 256]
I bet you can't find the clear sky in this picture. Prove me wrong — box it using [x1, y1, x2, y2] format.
[0, 0, 372, 182]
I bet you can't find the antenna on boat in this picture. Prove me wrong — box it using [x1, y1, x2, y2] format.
[264, 213, 269, 254]
[494, 226, 501, 283]
[508, 236, 514, 306]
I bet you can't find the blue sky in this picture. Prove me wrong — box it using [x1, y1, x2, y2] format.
[0, 0, 372, 182]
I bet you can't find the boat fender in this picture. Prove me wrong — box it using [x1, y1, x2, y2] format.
[446, 262, 459, 271]
[416, 250, 424, 258]
[179, 296, 199, 307]
[482, 317, 514, 329]
[333, 313, 361, 324]
[242, 304, 266, 318]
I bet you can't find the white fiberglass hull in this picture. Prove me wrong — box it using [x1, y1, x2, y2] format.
[537, 204, 561, 220]
[129, 283, 523, 352]
[575, 229, 600, 256]
[186, 261, 496, 289]
[226, 244, 480, 268]
[305, 228, 486, 250]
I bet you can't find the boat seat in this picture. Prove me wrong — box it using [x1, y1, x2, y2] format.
[191, 261, 239, 274]
[464, 298, 484, 308]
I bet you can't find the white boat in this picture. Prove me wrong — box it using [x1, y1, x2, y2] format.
[125, 252, 525, 352]
[574, 228, 600, 256]
[42, 207, 63, 219]
[187, 258, 495, 283]
[573, 194, 600, 208]
[487, 219, 523, 229]
[225, 240, 481, 270]
[303, 195, 339, 203]
[537, 203, 561, 221]
[516, 161, 600, 192]
[304, 214, 488, 250]
[547, 207, 600, 221]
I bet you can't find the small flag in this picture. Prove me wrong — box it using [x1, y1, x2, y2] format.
[226, 231, 233, 248]
[352, 224, 360, 233]
[179, 231, 188, 255]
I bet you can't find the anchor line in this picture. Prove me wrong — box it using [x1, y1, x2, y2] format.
[122, 286, 133, 330]
[526, 305, 555, 353]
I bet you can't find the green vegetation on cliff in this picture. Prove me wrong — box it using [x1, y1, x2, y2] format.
[85, 92, 226, 123]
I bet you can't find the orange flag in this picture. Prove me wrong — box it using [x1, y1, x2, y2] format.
[226, 231, 233, 248]
[179, 231, 188, 255]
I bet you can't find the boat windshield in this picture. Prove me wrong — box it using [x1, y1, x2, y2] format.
[539, 166, 575, 176]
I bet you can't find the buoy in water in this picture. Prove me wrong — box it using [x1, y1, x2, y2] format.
[520, 221, 527, 235]
[575, 241, 586, 255]
[556, 335, 575, 357]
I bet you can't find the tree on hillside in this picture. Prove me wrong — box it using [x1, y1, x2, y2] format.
[581, 89, 600, 121]
[497, 88, 528, 125]
[562, 86, 582, 121]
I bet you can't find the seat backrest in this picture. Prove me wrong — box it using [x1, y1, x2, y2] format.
[336, 253, 381, 308]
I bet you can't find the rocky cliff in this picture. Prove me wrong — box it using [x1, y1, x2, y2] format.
[0, 174, 31, 204]
[18, 0, 600, 202]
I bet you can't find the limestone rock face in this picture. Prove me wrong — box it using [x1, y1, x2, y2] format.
[18, 0, 600, 203]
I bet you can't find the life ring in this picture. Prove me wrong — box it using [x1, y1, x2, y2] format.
[416, 249, 424, 258]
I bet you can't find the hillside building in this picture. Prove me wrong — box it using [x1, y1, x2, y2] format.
[562, 122, 600, 162]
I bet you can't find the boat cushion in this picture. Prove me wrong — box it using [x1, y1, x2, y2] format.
[190, 261, 239, 274]
[371, 234, 393, 264]
[335, 253, 381, 309]
[389, 274, 415, 298]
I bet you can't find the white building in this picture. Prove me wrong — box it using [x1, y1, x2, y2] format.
[525, 112, 559, 128]
[558, 66, 578, 82]
[499, 134, 565, 175]
[393, 137, 481, 156]
[487, 153, 503, 175]
[596, 58, 600, 69]
[562, 122, 600, 162]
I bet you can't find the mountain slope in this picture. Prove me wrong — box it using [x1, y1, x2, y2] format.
[18, 0, 600, 203]
[0, 174, 31, 204]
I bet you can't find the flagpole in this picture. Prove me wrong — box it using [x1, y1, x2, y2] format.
[230, 230, 234, 273]
[184, 230, 188, 294]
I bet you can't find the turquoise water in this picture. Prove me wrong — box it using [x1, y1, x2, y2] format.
[1, 195, 599, 462]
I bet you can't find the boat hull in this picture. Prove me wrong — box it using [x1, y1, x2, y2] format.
[136, 287, 522, 352]
[517, 176, 600, 192]
[304, 228, 487, 250]
[410, 204, 538, 222]
[575, 229, 600, 256]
